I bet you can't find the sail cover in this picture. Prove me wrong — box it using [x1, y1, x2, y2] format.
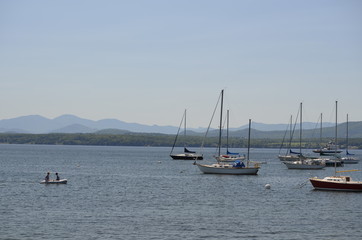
[290, 150, 301, 155]
[233, 160, 245, 167]
[227, 150, 239, 155]
[184, 147, 196, 153]
[346, 150, 355, 156]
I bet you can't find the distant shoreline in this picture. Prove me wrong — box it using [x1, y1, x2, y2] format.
[1, 133, 361, 149]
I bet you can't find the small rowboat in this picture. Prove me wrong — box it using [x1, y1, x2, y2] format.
[40, 179, 68, 184]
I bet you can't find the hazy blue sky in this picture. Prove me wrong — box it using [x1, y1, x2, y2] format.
[1, 0, 361, 128]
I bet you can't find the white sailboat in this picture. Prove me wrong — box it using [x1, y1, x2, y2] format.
[170, 109, 203, 160]
[283, 103, 326, 170]
[194, 90, 259, 175]
[312, 141, 342, 155]
[313, 113, 342, 155]
[311, 113, 343, 167]
[215, 110, 246, 162]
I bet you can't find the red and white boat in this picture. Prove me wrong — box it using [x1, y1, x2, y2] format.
[309, 102, 362, 192]
[309, 170, 362, 192]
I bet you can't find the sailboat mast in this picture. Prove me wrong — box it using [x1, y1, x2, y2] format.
[184, 109, 186, 149]
[320, 113, 323, 148]
[346, 114, 349, 153]
[335, 101, 338, 151]
[300, 102, 302, 159]
[227, 110, 229, 153]
[289, 115, 292, 145]
[334, 101, 338, 175]
[170, 110, 185, 155]
[287, 115, 292, 155]
[218, 90, 224, 157]
[247, 119, 251, 167]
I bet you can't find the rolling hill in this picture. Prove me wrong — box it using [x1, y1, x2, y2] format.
[0, 114, 361, 138]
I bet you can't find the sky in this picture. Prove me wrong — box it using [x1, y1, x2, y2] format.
[1, 0, 361, 129]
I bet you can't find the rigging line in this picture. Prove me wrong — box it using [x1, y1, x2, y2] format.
[278, 115, 291, 155]
[311, 113, 322, 139]
[312, 113, 322, 137]
[200, 90, 223, 153]
[170, 110, 185, 155]
[217, 111, 228, 153]
[327, 102, 336, 124]
[218, 90, 224, 157]
[289, 108, 300, 152]
[247, 119, 251, 167]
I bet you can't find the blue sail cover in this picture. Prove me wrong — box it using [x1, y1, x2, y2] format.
[227, 150, 239, 155]
[233, 160, 245, 167]
[184, 147, 196, 153]
[290, 150, 301, 155]
[346, 150, 355, 156]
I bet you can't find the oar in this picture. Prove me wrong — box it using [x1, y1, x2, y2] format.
[336, 169, 360, 173]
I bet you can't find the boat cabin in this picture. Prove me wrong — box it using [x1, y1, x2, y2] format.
[324, 176, 350, 182]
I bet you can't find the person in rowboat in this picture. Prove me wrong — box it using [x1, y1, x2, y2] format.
[55, 172, 60, 181]
[45, 172, 50, 182]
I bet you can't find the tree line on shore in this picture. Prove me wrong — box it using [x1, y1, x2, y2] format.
[0, 133, 361, 149]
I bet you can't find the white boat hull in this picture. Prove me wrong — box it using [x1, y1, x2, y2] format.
[283, 160, 325, 170]
[342, 157, 359, 164]
[195, 163, 259, 175]
[278, 155, 300, 161]
[40, 179, 68, 184]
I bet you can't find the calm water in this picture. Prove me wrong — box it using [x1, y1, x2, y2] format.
[0, 144, 361, 240]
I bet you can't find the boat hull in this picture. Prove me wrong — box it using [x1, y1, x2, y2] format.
[195, 163, 259, 175]
[278, 155, 300, 161]
[40, 179, 68, 184]
[283, 161, 325, 170]
[342, 157, 359, 164]
[170, 154, 203, 160]
[324, 159, 344, 167]
[309, 178, 362, 192]
[313, 149, 342, 155]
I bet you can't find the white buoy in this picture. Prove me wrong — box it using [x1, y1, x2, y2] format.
[265, 184, 271, 189]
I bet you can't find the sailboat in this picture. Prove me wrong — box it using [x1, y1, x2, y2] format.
[312, 114, 342, 155]
[215, 110, 246, 162]
[312, 142, 342, 155]
[342, 114, 359, 164]
[194, 90, 259, 175]
[309, 101, 362, 191]
[170, 109, 203, 160]
[312, 113, 343, 167]
[283, 103, 326, 170]
[278, 115, 302, 162]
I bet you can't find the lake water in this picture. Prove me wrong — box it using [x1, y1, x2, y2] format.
[0, 144, 361, 240]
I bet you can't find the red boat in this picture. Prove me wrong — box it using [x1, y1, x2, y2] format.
[309, 170, 362, 192]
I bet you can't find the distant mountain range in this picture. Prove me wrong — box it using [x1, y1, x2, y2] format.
[1, 114, 361, 138]
[0, 115, 179, 134]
